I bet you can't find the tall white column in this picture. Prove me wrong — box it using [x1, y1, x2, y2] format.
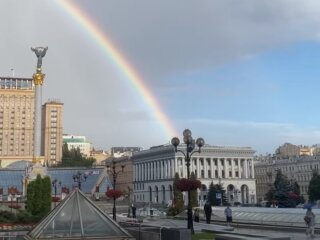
[148, 163, 150, 180]
[182, 158, 185, 178]
[244, 159, 248, 178]
[168, 160, 171, 178]
[150, 162, 154, 180]
[196, 158, 200, 178]
[164, 160, 167, 178]
[204, 159, 208, 178]
[225, 159, 229, 178]
[33, 84, 42, 159]
[136, 164, 138, 181]
[218, 159, 222, 178]
[231, 159, 235, 178]
[251, 159, 255, 178]
[174, 158, 178, 176]
[210, 158, 214, 178]
[238, 159, 242, 178]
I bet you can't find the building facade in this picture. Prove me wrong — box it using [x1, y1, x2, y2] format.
[41, 100, 63, 166]
[255, 155, 320, 201]
[63, 135, 92, 157]
[0, 77, 35, 168]
[133, 144, 256, 205]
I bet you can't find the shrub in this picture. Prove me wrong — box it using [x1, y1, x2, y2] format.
[0, 210, 15, 223]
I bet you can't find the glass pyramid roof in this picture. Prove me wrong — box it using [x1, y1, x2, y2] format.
[25, 189, 134, 239]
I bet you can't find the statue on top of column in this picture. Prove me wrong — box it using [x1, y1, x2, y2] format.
[31, 46, 48, 69]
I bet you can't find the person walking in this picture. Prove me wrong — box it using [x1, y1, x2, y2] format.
[131, 204, 137, 219]
[304, 207, 315, 237]
[224, 204, 232, 226]
[194, 208, 200, 222]
[204, 201, 212, 224]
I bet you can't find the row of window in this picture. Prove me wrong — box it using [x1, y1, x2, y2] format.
[256, 164, 319, 174]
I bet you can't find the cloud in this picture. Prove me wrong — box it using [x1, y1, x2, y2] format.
[1, 1, 320, 151]
[179, 118, 320, 154]
[83, 0, 320, 81]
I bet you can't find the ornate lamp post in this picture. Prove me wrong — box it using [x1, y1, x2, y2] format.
[171, 129, 205, 234]
[72, 171, 88, 190]
[52, 179, 61, 206]
[107, 159, 125, 221]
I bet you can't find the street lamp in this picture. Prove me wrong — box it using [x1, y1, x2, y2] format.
[72, 171, 88, 190]
[52, 179, 61, 206]
[171, 129, 205, 234]
[106, 159, 125, 221]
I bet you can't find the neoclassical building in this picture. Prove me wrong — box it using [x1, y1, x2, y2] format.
[132, 144, 256, 205]
[255, 155, 320, 201]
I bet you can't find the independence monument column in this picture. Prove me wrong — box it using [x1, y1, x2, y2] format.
[31, 46, 48, 164]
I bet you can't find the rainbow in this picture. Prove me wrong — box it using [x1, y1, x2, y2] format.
[56, 0, 177, 139]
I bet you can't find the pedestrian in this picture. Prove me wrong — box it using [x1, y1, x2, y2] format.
[304, 207, 315, 237]
[194, 208, 200, 222]
[204, 201, 212, 224]
[131, 204, 137, 219]
[224, 204, 232, 226]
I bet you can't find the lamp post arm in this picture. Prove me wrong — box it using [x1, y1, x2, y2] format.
[175, 149, 187, 159]
[189, 148, 201, 158]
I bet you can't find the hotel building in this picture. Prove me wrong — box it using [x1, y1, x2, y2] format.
[0, 77, 64, 168]
[41, 100, 64, 166]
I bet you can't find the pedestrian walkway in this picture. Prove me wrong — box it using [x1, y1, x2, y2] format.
[139, 218, 320, 240]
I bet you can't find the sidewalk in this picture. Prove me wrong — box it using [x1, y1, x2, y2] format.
[140, 218, 320, 240]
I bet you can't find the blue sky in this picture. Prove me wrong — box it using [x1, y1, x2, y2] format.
[2, 1, 320, 154]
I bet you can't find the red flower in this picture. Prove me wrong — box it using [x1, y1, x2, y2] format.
[106, 189, 122, 199]
[52, 196, 60, 202]
[176, 178, 201, 192]
[61, 187, 70, 194]
[8, 187, 17, 195]
[8, 204, 21, 209]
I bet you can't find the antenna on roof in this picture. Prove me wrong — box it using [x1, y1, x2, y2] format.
[11, 68, 14, 77]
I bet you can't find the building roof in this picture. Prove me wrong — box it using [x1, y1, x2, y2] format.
[25, 189, 134, 240]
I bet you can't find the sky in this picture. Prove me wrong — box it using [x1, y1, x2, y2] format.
[2, 0, 320, 154]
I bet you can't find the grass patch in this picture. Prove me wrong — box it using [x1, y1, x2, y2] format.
[192, 232, 215, 240]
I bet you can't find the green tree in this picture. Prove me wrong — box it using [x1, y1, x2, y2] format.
[265, 169, 301, 208]
[190, 172, 199, 207]
[26, 175, 52, 217]
[208, 182, 227, 206]
[167, 173, 184, 216]
[40, 176, 52, 214]
[308, 170, 320, 202]
[59, 143, 96, 167]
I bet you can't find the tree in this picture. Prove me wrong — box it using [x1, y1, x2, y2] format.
[208, 182, 227, 206]
[265, 169, 302, 208]
[190, 172, 198, 207]
[308, 170, 320, 202]
[26, 175, 52, 217]
[58, 143, 96, 167]
[167, 173, 184, 216]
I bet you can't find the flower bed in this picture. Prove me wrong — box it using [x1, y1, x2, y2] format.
[176, 178, 201, 192]
[106, 189, 122, 199]
[52, 196, 60, 202]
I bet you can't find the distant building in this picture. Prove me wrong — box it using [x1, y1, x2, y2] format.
[41, 100, 63, 166]
[275, 143, 300, 158]
[0, 77, 35, 168]
[104, 156, 133, 198]
[111, 147, 141, 158]
[133, 144, 256, 205]
[255, 155, 320, 201]
[90, 149, 109, 165]
[63, 135, 92, 157]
